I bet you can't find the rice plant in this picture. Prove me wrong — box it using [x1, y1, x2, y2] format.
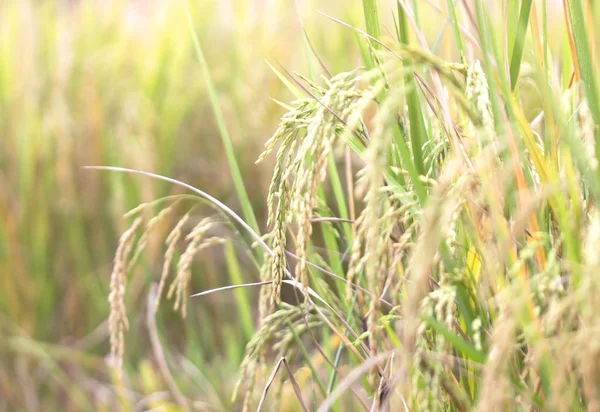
[6, 0, 600, 410]
[97, 0, 600, 410]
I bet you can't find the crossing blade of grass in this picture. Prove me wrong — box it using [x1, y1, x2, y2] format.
[302, 28, 332, 79]
[224, 241, 255, 341]
[266, 60, 304, 99]
[392, 122, 427, 204]
[320, 350, 398, 412]
[317, 12, 404, 61]
[423, 317, 486, 364]
[257, 357, 309, 412]
[362, 0, 381, 50]
[541, 0, 549, 71]
[396, 3, 426, 176]
[446, 0, 464, 61]
[473, 0, 503, 131]
[316, 188, 344, 275]
[509, 0, 533, 90]
[325, 268, 366, 398]
[327, 154, 352, 241]
[284, 320, 328, 398]
[294, 0, 316, 81]
[180, 0, 260, 240]
[529, 2, 544, 70]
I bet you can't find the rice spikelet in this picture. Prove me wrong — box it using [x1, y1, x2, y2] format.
[167, 217, 224, 317]
[108, 216, 142, 378]
[155, 212, 190, 308]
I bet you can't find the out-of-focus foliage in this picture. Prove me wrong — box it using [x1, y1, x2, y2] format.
[0, 0, 359, 408]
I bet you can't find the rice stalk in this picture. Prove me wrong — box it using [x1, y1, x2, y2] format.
[167, 218, 224, 317]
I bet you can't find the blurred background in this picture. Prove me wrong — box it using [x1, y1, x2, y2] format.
[0, 1, 367, 409]
[0, 0, 565, 409]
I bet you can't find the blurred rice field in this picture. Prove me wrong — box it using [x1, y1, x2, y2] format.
[0, 0, 365, 408]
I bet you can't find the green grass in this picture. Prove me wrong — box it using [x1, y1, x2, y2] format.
[4, 0, 600, 410]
